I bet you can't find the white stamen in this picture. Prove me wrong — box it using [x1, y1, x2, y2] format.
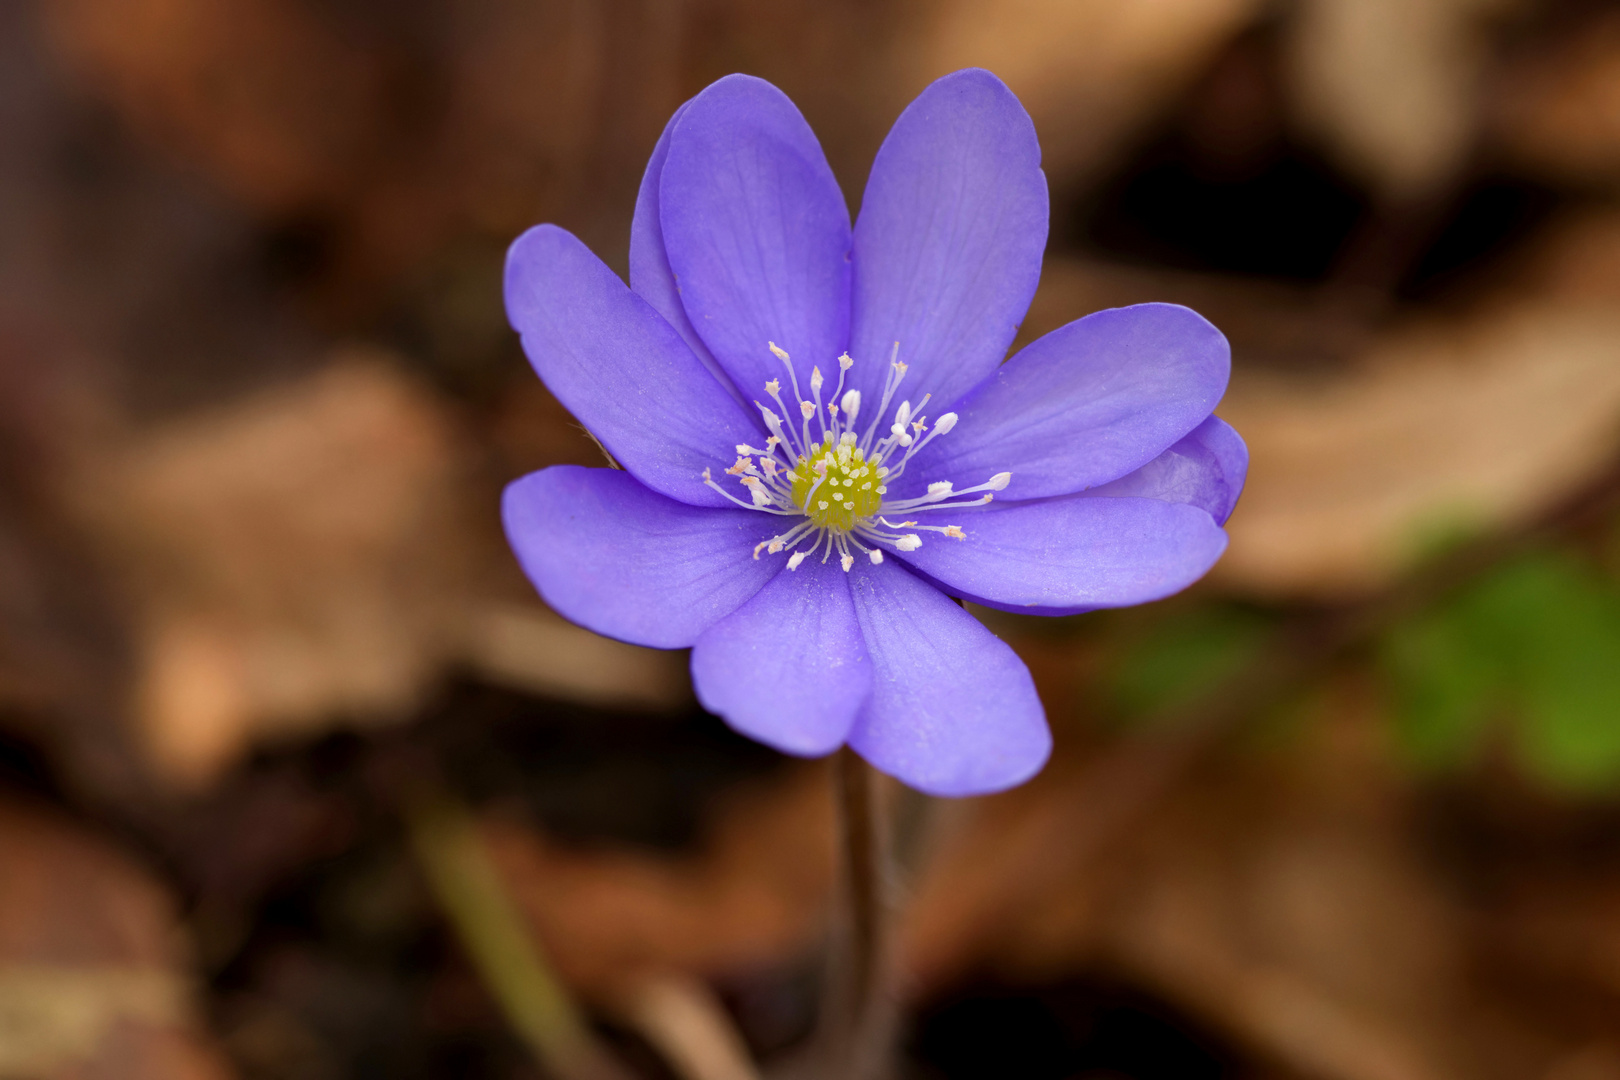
[841, 390, 860, 428]
[707, 342, 1011, 570]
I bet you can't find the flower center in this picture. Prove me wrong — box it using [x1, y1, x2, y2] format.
[789, 437, 885, 532]
[700, 342, 1010, 572]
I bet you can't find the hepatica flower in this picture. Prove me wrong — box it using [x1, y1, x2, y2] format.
[502, 69, 1246, 796]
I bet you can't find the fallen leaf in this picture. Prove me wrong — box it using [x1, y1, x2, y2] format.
[483, 765, 836, 997]
[913, 0, 1263, 186]
[0, 796, 232, 1079]
[1215, 300, 1620, 598]
[1285, 0, 1514, 199]
[65, 354, 472, 786]
[1493, 13, 1620, 187]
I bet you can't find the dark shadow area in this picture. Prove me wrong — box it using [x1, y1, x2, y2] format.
[909, 978, 1240, 1080]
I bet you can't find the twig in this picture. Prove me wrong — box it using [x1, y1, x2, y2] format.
[615, 972, 762, 1080]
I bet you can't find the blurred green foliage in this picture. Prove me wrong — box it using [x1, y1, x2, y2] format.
[1381, 550, 1620, 791]
[1107, 605, 1272, 723]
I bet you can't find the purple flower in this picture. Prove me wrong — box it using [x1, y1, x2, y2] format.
[502, 69, 1246, 796]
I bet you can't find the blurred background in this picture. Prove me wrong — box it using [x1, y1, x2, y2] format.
[4, 0, 1620, 1077]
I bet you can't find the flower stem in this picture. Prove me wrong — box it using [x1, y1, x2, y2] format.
[822, 747, 896, 1080]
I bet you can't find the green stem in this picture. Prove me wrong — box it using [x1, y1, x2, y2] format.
[405, 792, 628, 1080]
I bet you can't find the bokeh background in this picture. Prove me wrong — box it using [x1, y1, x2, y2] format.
[5, 0, 1620, 1077]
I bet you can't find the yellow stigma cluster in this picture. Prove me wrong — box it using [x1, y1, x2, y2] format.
[789, 436, 886, 532]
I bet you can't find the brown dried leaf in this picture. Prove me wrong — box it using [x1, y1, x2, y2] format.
[1215, 299, 1620, 598]
[63, 355, 472, 786]
[1493, 14, 1620, 188]
[0, 797, 233, 1079]
[483, 765, 836, 997]
[40, 0, 388, 215]
[904, 675, 1565, 1080]
[52, 352, 691, 789]
[1286, 0, 1513, 199]
[913, 0, 1263, 186]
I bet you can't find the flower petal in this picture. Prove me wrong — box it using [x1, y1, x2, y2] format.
[848, 68, 1048, 415]
[629, 99, 742, 401]
[897, 495, 1228, 613]
[505, 224, 761, 508]
[1084, 414, 1248, 525]
[692, 556, 870, 756]
[502, 466, 778, 649]
[905, 303, 1230, 502]
[659, 74, 852, 399]
[846, 561, 1049, 796]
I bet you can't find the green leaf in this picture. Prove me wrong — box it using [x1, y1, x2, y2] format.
[1380, 606, 1496, 770]
[1108, 606, 1270, 724]
[1381, 549, 1620, 791]
[1482, 555, 1620, 791]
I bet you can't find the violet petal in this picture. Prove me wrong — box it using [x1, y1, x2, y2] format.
[848, 68, 1047, 414]
[660, 74, 851, 399]
[502, 466, 777, 649]
[902, 303, 1229, 502]
[847, 561, 1049, 796]
[1083, 414, 1248, 525]
[629, 99, 742, 401]
[897, 495, 1228, 612]
[692, 555, 871, 755]
[505, 225, 760, 508]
